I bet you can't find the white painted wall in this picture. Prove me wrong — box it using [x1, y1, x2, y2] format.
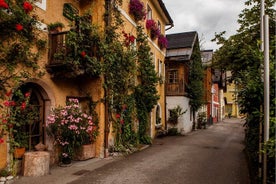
[166, 96, 193, 134]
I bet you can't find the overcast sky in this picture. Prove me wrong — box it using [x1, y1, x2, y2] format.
[162, 0, 246, 51]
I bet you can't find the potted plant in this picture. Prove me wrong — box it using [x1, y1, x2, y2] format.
[46, 98, 98, 164]
[158, 34, 168, 49]
[47, 22, 64, 33]
[145, 19, 160, 39]
[168, 105, 187, 127]
[129, 0, 146, 21]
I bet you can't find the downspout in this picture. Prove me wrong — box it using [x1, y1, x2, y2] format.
[103, 0, 112, 158]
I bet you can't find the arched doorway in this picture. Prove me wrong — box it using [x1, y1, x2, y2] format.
[13, 83, 49, 151]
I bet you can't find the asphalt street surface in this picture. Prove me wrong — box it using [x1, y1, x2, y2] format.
[69, 118, 250, 184]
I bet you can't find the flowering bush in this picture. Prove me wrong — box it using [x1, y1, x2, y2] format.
[129, 0, 146, 21]
[122, 31, 135, 47]
[158, 34, 168, 49]
[146, 19, 160, 39]
[46, 98, 98, 160]
[0, 89, 38, 149]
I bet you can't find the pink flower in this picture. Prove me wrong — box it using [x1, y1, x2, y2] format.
[15, 24, 23, 31]
[23, 2, 33, 13]
[146, 19, 156, 29]
[0, 0, 9, 9]
[158, 34, 168, 49]
[129, 0, 146, 21]
[3, 101, 10, 107]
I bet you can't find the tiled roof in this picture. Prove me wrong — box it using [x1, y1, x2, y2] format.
[166, 31, 197, 49]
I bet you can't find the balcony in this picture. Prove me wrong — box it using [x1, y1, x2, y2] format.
[166, 80, 187, 96]
[46, 31, 101, 78]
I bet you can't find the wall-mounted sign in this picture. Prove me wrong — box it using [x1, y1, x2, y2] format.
[63, 3, 79, 21]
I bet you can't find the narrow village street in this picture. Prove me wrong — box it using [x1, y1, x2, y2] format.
[69, 118, 250, 184]
[13, 118, 250, 184]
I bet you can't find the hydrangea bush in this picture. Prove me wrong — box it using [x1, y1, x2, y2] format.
[46, 98, 98, 160]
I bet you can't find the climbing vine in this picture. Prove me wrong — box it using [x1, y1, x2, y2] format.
[102, 0, 159, 149]
[0, 0, 45, 98]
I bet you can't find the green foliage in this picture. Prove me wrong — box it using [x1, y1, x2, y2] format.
[212, 0, 275, 182]
[167, 128, 179, 136]
[0, 0, 45, 98]
[63, 13, 102, 78]
[47, 22, 64, 31]
[168, 105, 187, 126]
[134, 26, 159, 143]
[103, 1, 159, 148]
[187, 41, 204, 112]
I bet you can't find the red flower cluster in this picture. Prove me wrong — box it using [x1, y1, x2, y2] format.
[122, 31, 135, 47]
[81, 51, 86, 58]
[0, 0, 8, 9]
[146, 19, 160, 39]
[158, 34, 168, 49]
[16, 24, 23, 31]
[23, 1, 33, 13]
[129, 0, 146, 21]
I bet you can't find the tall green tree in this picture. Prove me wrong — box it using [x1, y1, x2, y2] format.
[187, 41, 204, 129]
[212, 0, 275, 182]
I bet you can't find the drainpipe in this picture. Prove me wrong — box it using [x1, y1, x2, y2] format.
[103, 0, 112, 158]
[165, 23, 174, 31]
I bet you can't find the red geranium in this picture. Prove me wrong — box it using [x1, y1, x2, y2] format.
[0, 138, 4, 144]
[0, 0, 8, 9]
[21, 102, 26, 110]
[23, 1, 33, 13]
[25, 92, 31, 97]
[116, 114, 121, 119]
[81, 51, 86, 58]
[16, 24, 23, 31]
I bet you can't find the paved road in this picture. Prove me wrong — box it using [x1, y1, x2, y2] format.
[69, 118, 250, 184]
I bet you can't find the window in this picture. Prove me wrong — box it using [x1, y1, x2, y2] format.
[157, 20, 161, 32]
[147, 5, 152, 20]
[168, 70, 179, 84]
[156, 105, 161, 125]
[35, 0, 46, 10]
[158, 60, 162, 76]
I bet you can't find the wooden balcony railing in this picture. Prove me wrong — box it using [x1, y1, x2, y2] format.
[48, 31, 68, 65]
[166, 80, 187, 96]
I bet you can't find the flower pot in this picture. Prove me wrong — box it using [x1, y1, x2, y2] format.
[73, 143, 96, 161]
[14, 147, 26, 159]
[61, 157, 71, 165]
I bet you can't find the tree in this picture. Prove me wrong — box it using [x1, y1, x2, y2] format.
[187, 41, 204, 129]
[212, 0, 275, 182]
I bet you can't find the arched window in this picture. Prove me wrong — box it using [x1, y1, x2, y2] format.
[156, 105, 161, 125]
[13, 83, 46, 151]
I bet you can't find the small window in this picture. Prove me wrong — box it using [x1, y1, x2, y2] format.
[35, 0, 46, 10]
[147, 5, 152, 20]
[168, 70, 179, 84]
[157, 21, 161, 32]
[158, 60, 162, 76]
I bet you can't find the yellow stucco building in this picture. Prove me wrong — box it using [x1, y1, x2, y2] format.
[0, 0, 173, 171]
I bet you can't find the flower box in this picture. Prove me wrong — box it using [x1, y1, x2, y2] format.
[73, 143, 96, 161]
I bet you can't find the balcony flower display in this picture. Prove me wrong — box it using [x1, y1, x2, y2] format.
[46, 98, 98, 164]
[158, 34, 168, 49]
[146, 19, 160, 39]
[129, 0, 146, 21]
